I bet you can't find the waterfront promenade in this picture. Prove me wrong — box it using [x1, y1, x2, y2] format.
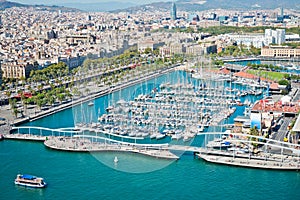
[4, 132, 300, 170]
[3, 128, 300, 170]
[44, 136, 179, 159]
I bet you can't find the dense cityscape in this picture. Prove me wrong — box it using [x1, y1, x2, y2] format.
[1, 1, 300, 199]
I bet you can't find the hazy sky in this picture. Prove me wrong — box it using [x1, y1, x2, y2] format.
[14, 0, 170, 5]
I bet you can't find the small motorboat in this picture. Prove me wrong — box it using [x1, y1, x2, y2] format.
[114, 156, 119, 163]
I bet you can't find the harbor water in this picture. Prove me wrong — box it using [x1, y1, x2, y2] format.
[1, 70, 300, 199]
[1, 140, 300, 200]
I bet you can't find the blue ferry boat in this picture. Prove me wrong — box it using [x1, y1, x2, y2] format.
[14, 174, 47, 188]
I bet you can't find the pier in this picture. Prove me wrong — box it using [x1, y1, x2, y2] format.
[3, 133, 47, 141]
[44, 136, 179, 160]
[197, 154, 300, 170]
[3, 126, 300, 170]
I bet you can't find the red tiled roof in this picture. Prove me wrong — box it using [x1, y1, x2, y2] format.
[233, 71, 257, 79]
[252, 100, 300, 114]
[219, 68, 230, 74]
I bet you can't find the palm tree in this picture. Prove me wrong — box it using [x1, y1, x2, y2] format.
[36, 99, 43, 111]
[290, 131, 297, 144]
[48, 95, 55, 106]
[249, 126, 260, 148]
[57, 93, 65, 104]
[5, 90, 11, 99]
[9, 98, 18, 118]
[13, 107, 18, 118]
[84, 88, 90, 96]
[20, 76, 26, 87]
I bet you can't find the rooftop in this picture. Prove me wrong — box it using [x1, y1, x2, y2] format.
[234, 71, 257, 79]
[252, 100, 300, 114]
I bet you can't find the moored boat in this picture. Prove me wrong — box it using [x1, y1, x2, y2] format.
[156, 133, 166, 140]
[14, 174, 47, 188]
[206, 138, 232, 149]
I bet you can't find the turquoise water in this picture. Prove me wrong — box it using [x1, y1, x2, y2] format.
[1, 70, 300, 199]
[1, 140, 300, 200]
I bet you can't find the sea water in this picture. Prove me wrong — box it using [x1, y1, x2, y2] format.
[1, 140, 300, 200]
[1, 70, 300, 199]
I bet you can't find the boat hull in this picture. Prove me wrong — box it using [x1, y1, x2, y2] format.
[14, 181, 47, 188]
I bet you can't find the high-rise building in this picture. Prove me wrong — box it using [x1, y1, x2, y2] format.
[277, 7, 284, 22]
[264, 29, 286, 45]
[0, 61, 2, 86]
[87, 14, 92, 21]
[171, 2, 177, 20]
[276, 29, 285, 44]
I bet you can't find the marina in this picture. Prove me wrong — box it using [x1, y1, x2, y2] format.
[1, 3, 300, 199]
[1, 67, 300, 200]
[3, 65, 300, 170]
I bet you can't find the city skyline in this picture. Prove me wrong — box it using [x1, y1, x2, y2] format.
[12, 0, 169, 5]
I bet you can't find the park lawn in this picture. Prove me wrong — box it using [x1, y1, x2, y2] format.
[246, 69, 286, 81]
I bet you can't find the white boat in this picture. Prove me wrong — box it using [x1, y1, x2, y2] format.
[106, 106, 114, 112]
[198, 126, 204, 132]
[156, 133, 166, 140]
[14, 174, 47, 188]
[128, 132, 136, 137]
[114, 156, 119, 163]
[183, 135, 192, 142]
[141, 132, 149, 137]
[191, 73, 203, 79]
[150, 133, 157, 139]
[88, 101, 94, 106]
[206, 139, 232, 149]
[171, 133, 182, 140]
[228, 147, 249, 154]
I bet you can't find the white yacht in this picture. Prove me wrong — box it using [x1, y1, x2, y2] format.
[206, 138, 232, 149]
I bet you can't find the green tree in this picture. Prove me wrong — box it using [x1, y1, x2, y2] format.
[278, 79, 290, 86]
[144, 47, 153, 54]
